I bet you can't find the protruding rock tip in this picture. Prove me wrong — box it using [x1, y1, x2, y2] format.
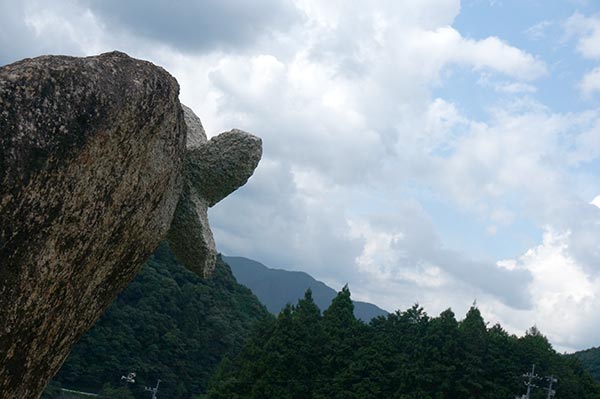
[167, 107, 262, 277]
[187, 129, 263, 207]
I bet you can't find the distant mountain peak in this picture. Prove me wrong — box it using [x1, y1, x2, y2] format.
[223, 255, 388, 321]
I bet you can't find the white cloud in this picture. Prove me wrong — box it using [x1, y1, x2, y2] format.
[5, 1, 600, 351]
[565, 12, 600, 59]
[453, 34, 547, 80]
[0, 0, 91, 64]
[435, 103, 566, 212]
[421, 98, 468, 154]
[565, 114, 600, 165]
[477, 73, 538, 94]
[380, 26, 547, 83]
[564, 13, 600, 97]
[494, 228, 600, 352]
[345, 201, 531, 311]
[495, 81, 538, 94]
[428, 99, 600, 230]
[155, 5, 598, 350]
[350, 219, 600, 352]
[580, 66, 600, 96]
[525, 20, 553, 41]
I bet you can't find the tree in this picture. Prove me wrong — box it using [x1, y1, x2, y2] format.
[52, 245, 272, 399]
[99, 383, 134, 399]
[422, 309, 460, 397]
[205, 294, 600, 399]
[315, 285, 365, 399]
[41, 381, 62, 399]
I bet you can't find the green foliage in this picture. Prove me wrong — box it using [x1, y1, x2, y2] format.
[204, 292, 600, 399]
[41, 380, 62, 399]
[51, 243, 272, 399]
[571, 346, 600, 383]
[46, 244, 600, 399]
[99, 383, 135, 399]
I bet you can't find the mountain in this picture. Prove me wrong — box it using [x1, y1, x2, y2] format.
[572, 347, 600, 382]
[47, 243, 272, 399]
[223, 255, 388, 321]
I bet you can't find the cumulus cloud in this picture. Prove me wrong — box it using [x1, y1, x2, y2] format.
[0, 1, 92, 65]
[0, 0, 302, 65]
[209, 158, 363, 281]
[347, 206, 532, 310]
[193, 1, 552, 313]
[580, 66, 600, 96]
[565, 12, 600, 59]
[413, 100, 600, 350]
[452, 33, 547, 80]
[433, 105, 561, 212]
[3, 0, 600, 351]
[564, 12, 600, 97]
[432, 99, 600, 223]
[172, 3, 598, 349]
[79, 0, 302, 53]
[496, 228, 600, 352]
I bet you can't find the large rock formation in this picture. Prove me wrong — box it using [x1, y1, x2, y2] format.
[0, 52, 261, 399]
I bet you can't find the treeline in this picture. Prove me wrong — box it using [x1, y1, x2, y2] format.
[202, 287, 600, 399]
[47, 243, 271, 399]
[44, 244, 600, 399]
[572, 347, 600, 383]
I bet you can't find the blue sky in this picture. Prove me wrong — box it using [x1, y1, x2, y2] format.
[431, 1, 600, 261]
[2, 0, 600, 352]
[452, 0, 599, 114]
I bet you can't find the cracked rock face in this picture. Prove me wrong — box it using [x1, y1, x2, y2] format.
[0, 52, 261, 399]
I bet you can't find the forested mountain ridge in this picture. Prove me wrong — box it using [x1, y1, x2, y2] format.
[48, 243, 272, 399]
[44, 245, 600, 399]
[223, 255, 388, 321]
[572, 347, 600, 383]
[203, 288, 600, 399]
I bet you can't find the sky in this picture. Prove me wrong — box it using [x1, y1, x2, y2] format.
[2, 0, 600, 352]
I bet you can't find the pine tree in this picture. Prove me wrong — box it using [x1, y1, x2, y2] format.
[457, 305, 488, 397]
[316, 285, 364, 399]
[204, 292, 600, 399]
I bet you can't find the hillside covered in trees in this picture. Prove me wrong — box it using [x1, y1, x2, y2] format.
[573, 347, 600, 383]
[203, 288, 600, 399]
[43, 245, 600, 399]
[48, 244, 272, 399]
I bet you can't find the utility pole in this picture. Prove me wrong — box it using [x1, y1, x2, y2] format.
[544, 375, 557, 399]
[517, 365, 558, 399]
[145, 379, 161, 399]
[522, 364, 539, 399]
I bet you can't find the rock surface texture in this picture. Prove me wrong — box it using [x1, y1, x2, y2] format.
[167, 106, 262, 277]
[0, 52, 261, 399]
